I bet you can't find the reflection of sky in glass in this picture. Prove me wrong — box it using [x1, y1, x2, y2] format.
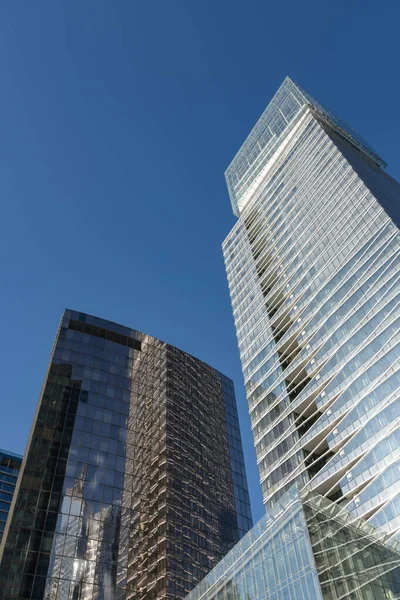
[186, 485, 400, 600]
[0, 310, 252, 600]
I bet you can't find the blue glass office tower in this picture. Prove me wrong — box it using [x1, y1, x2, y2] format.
[0, 310, 251, 600]
[0, 449, 23, 544]
[222, 77, 400, 535]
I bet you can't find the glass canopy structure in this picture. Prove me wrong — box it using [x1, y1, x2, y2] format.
[185, 485, 400, 600]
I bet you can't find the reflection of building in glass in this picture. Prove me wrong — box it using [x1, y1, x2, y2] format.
[185, 485, 400, 600]
[45, 469, 122, 600]
[0, 310, 251, 600]
[223, 77, 400, 532]
[0, 449, 23, 544]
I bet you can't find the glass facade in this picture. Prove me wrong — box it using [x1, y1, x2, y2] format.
[222, 77, 400, 534]
[0, 449, 23, 544]
[0, 310, 251, 600]
[185, 485, 400, 600]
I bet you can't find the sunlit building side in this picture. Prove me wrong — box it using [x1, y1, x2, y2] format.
[223, 77, 400, 534]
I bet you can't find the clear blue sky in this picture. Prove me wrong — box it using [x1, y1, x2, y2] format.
[1, 1, 400, 523]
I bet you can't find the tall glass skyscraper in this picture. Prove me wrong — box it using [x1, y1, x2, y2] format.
[222, 77, 400, 535]
[0, 449, 23, 544]
[0, 309, 251, 600]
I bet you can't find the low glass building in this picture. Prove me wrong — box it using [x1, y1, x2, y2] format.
[0, 449, 23, 544]
[185, 485, 400, 600]
[0, 310, 252, 600]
